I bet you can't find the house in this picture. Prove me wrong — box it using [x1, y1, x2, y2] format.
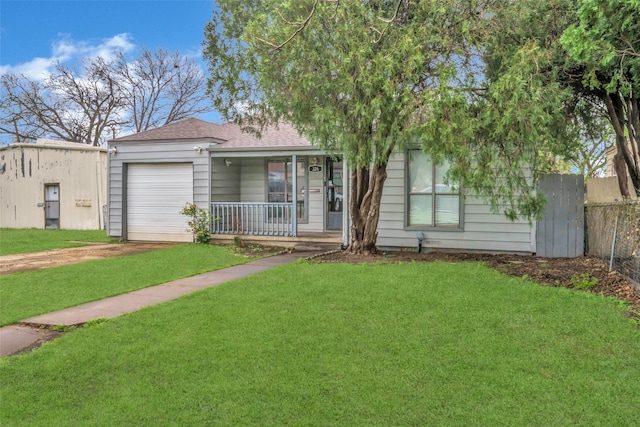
[605, 145, 617, 177]
[106, 118, 535, 253]
[0, 139, 107, 230]
[586, 145, 637, 203]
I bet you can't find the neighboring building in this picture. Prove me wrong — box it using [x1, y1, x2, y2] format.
[588, 144, 637, 202]
[605, 145, 617, 177]
[107, 118, 536, 253]
[0, 139, 107, 230]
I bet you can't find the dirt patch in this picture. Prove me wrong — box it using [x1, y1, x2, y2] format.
[0, 241, 287, 276]
[227, 242, 288, 258]
[313, 250, 640, 323]
[0, 242, 177, 275]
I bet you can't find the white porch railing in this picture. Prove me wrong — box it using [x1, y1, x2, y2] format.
[211, 202, 295, 236]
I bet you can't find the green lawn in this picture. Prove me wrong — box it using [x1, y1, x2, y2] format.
[0, 228, 114, 255]
[0, 244, 259, 326]
[1, 261, 638, 426]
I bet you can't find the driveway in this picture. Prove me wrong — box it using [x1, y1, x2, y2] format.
[0, 242, 176, 275]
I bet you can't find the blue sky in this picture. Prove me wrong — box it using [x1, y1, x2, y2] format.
[0, 0, 222, 122]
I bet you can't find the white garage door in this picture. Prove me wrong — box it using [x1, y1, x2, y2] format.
[127, 163, 194, 242]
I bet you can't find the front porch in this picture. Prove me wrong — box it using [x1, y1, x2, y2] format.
[211, 202, 304, 237]
[209, 152, 348, 247]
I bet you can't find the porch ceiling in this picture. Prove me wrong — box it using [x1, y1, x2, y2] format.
[208, 148, 329, 157]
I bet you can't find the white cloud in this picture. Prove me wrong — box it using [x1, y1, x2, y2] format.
[85, 33, 135, 61]
[1, 33, 136, 80]
[0, 57, 56, 80]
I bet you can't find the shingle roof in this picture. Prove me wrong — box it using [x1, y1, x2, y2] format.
[111, 118, 224, 142]
[111, 118, 313, 148]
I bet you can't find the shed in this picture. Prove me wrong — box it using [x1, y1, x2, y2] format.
[0, 139, 107, 230]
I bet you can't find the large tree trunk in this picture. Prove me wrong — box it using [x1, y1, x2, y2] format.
[604, 93, 640, 198]
[613, 145, 630, 198]
[346, 163, 388, 255]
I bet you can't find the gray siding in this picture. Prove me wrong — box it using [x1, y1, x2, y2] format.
[376, 152, 534, 253]
[211, 158, 240, 202]
[240, 158, 265, 202]
[107, 140, 210, 240]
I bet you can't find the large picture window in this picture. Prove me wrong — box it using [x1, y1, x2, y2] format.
[408, 150, 460, 227]
[267, 159, 307, 222]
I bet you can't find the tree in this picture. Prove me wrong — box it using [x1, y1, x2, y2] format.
[0, 57, 126, 145]
[560, 0, 640, 197]
[114, 48, 212, 133]
[0, 48, 211, 145]
[0, 76, 49, 143]
[471, 0, 638, 196]
[205, 0, 570, 254]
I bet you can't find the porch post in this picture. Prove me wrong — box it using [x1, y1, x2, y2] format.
[342, 158, 349, 248]
[291, 154, 298, 237]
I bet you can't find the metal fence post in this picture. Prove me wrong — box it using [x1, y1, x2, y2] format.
[609, 215, 619, 272]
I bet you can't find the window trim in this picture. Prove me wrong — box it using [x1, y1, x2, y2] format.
[404, 149, 464, 231]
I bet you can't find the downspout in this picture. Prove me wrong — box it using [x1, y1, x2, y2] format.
[291, 154, 298, 237]
[105, 148, 111, 235]
[96, 155, 102, 230]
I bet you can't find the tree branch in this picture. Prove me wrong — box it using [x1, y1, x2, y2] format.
[256, 0, 321, 51]
[371, 0, 405, 43]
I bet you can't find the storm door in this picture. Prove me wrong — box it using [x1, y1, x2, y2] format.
[326, 158, 343, 230]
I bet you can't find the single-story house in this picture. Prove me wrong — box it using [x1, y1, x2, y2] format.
[106, 118, 536, 253]
[0, 139, 107, 230]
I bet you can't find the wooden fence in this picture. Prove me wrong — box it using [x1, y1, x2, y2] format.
[536, 174, 585, 258]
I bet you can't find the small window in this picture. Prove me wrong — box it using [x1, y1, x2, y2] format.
[408, 150, 460, 227]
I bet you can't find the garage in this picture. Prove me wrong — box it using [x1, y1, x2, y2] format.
[126, 163, 194, 242]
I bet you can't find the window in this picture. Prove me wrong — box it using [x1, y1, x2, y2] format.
[267, 159, 307, 222]
[408, 150, 460, 227]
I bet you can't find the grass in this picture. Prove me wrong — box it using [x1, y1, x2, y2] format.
[0, 244, 258, 326]
[1, 261, 639, 426]
[0, 228, 114, 255]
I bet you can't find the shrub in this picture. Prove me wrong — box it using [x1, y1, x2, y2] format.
[180, 203, 214, 244]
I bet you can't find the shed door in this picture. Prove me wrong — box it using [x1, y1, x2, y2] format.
[127, 163, 193, 242]
[44, 184, 60, 229]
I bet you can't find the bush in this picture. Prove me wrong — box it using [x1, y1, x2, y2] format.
[180, 203, 213, 244]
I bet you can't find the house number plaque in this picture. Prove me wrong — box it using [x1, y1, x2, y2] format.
[309, 165, 323, 173]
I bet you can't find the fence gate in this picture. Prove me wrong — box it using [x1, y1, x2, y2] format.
[536, 174, 584, 258]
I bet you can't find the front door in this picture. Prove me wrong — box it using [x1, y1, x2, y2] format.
[44, 184, 60, 229]
[326, 158, 343, 230]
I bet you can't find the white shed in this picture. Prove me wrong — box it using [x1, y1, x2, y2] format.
[0, 139, 107, 230]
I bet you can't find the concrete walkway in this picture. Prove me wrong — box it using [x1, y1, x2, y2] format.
[0, 248, 332, 357]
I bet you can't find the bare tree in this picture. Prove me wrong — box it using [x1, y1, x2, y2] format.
[0, 75, 48, 143]
[115, 48, 211, 133]
[47, 58, 128, 145]
[0, 58, 126, 146]
[0, 48, 212, 145]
